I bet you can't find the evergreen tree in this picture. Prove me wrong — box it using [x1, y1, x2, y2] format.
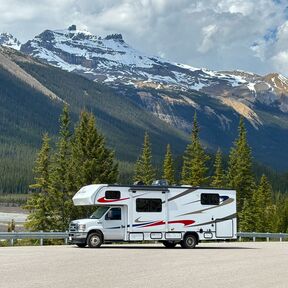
[181, 112, 209, 186]
[239, 198, 255, 232]
[253, 175, 273, 232]
[227, 117, 255, 212]
[162, 144, 175, 185]
[24, 133, 53, 231]
[70, 111, 118, 190]
[211, 148, 225, 188]
[134, 132, 155, 185]
[49, 105, 73, 230]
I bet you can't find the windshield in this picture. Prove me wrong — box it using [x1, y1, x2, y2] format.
[90, 206, 109, 219]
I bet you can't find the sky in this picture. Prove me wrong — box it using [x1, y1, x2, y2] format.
[1, 0, 288, 75]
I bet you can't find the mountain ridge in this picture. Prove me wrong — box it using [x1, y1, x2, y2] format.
[16, 26, 288, 128]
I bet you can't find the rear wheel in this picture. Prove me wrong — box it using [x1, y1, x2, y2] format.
[162, 241, 177, 248]
[87, 232, 103, 248]
[180, 234, 197, 249]
[76, 243, 86, 248]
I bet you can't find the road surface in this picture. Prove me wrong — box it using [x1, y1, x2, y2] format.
[1, 242, 287, 288]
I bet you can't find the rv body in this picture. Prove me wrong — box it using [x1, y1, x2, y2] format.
[69, 184, 237, 248]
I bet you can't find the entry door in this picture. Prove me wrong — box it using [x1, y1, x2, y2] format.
[102, 207, 125, 240]
[132, 191, 166, 233]
[216, 219, 233, 238]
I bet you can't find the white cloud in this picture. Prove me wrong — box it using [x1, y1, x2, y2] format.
[252, 21, 288, 75]
[198, 25, 219, 53]
[0, 0, 288, 75]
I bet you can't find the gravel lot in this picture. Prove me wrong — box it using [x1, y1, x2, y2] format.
[1, 242, 287, 288]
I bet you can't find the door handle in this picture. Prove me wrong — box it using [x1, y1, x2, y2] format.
[121, 225, 125, 228]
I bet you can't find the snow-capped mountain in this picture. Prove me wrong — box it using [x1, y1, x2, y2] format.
[0, 33, 21, 50]
[20, 25, 288, 130]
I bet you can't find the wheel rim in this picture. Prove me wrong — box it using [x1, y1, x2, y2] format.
[186, 236, 195, 247]
[90, 235, 100, 247]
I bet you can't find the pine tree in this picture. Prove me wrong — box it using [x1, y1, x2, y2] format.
[253, 175, 272, 232]
[162, 144, 175, 185]
[134, 132, 155, 185]
[239, 198, 255, 232]
[69, 111, 118, 219]
[227, 117, 255, 212]
[181, 112, 209, 186]
[49, 105, 73, 230]
[70, 111, 118, 190]
[24, 133, 53, 231]
[211, 148, 225, 188]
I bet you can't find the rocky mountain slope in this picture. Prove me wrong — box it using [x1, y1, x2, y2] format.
[19, 25, 288, 130]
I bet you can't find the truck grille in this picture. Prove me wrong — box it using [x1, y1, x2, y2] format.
[69, 223, 78, 232]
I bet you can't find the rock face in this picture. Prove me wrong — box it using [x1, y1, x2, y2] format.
[0, 33, 21, 50]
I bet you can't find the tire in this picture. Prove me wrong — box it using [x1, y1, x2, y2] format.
[162, 241, 177, 248]
[180, 234, 197, 249]
[76, 243, 86, 248]
[87, 232, 103, 248]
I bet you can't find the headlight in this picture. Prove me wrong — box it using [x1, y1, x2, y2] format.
[78, 224, 86, 232]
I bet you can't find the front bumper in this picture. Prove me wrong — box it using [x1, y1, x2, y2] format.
[68, 232, 87, 245]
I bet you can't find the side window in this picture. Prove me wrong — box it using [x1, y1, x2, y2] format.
[105, 208, 121, 220]
[201, 193, 220, 205]
[105, 191, 120, 199]
[136, 198, 162, 212]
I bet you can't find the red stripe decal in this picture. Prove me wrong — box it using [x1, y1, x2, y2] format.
[97, 197, 129, 203]
[142, 220, 195, 228]
[168, 220, 195, 226]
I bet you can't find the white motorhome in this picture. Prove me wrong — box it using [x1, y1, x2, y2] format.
[68, 182, 237, 248]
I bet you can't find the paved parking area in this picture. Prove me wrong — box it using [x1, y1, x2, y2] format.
[1, 242, 287, 288]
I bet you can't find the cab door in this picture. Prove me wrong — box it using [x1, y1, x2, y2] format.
[102, 207, 125, 240]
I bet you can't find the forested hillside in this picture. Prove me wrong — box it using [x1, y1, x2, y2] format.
[0, 47, 188, 193]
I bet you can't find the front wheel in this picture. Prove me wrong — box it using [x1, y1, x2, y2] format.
[87, 232, 103, 248]
[162, 241, 177, 248]
[180, 234, 197, 249]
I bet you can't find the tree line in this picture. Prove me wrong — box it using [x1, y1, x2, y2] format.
[25, 107, 288, 233]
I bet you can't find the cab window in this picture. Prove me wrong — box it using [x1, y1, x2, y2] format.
[105, 208, 121, 220]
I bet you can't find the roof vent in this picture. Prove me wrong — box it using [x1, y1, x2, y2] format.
[152, 179, 169, 186]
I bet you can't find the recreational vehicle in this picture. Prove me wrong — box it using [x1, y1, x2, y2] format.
[68, 182, 237, 248]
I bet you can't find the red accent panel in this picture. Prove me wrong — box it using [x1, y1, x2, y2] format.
[168, 220, 195, 226]
[97, 197, 129, 203]
[142, 219, 195, 228]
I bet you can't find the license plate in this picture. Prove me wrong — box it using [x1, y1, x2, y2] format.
[69, 236, 72, 241]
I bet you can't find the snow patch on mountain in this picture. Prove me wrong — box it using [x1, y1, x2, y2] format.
[0, 33, 21, 50]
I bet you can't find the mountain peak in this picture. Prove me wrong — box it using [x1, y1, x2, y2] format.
[104, 33, 124, 42]
[0, 32, 21, 50]
[68, 24, 77, 31]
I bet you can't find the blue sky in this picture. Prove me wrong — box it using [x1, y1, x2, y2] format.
[1, 0, 288, 75]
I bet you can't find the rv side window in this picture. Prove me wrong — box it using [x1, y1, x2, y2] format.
[105, 190, 120, 199]
[201, 193, 220, 205]
[136, 198, 162, 212]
